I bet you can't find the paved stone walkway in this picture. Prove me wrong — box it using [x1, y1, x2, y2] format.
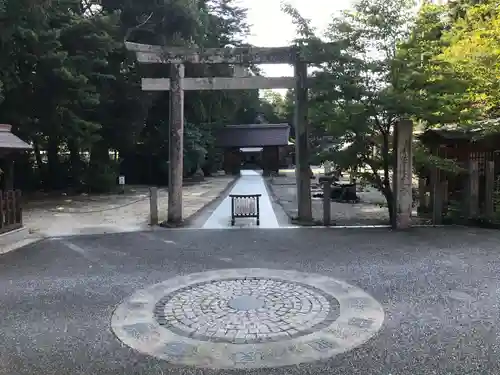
[202, 170, 279, 228]
[23, 176, 234, 237]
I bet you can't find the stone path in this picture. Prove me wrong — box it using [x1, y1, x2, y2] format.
[23, 176, 234, 237]
[202, 170, 279, 228]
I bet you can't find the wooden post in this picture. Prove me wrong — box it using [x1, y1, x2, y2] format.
[484, 160, 495, 218]
[4, 158, 14, 191]
[149, 187, 159, 225]
[15, 189, 22, 225]
[429, 165, 440, 223]
[418, 178, 427, 215]
[432, 182, 444, 225]
[467, 159, 479, 218]
[442, 180, 448, 214]
[392, 119, 413, 229]
[294, 61, 312, 222]
[6, 190, 15, 225]
[261, 146, 271, 176]
[319, 177, 332, 226]
[167, 63, 185, 224]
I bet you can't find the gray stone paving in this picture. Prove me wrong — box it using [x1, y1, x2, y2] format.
[111, 268, 384, 368]
[154, 277, 338, 343]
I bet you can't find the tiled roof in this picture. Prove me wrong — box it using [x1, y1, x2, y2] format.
[0, 124, 32, 150]
[216, 123, 290, 148]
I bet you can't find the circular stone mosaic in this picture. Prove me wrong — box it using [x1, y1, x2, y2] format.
[111, 269, 384, 369]
[154, 278, 340, 343]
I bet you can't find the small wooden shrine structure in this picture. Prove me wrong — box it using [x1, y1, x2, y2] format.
[0, 124, 32, 234]
[418, 127, 500, 223]
[216, 124, 290, 175]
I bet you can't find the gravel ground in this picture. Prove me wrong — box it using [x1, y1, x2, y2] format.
[268, 174, 422, 226]
[22, 176, 235, 236]
[0, 226, 499, 374]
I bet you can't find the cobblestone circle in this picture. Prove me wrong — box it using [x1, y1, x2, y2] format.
[111, 268, 385, 369]
[154, 277, 340, 343]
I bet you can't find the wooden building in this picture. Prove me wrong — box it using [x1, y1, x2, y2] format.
[418, 127, 500, 221]
[216, 124, 290, 175]
[0, 124, 32, 234]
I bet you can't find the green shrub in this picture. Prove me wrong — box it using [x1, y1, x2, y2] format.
[85, 159, 120, 193]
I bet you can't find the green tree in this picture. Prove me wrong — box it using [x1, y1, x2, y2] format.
[260, 90, 290, 123]
[442, 1, 500, 122]
[0, 0, 288, 193]
[283, 0, 471, 224]
[0, 0, 116, 189]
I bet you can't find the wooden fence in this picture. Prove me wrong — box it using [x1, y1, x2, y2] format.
[417, 160, 498, 224]
[0, 190, 22, 234]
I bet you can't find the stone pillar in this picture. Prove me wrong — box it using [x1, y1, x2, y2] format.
[294, 61, 312, 222]
[167, 63, 185, 224]
[149, 187, 159, 225]
[392, 119, 413, 229]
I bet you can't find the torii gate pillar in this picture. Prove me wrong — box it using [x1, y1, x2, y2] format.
[125, 41, 336, 224]
[168, 63, 185, 224]
[294, 62, 312, 222]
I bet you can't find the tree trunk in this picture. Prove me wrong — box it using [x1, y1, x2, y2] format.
[90, 140, 109, 164]
[33, 140, 43, 171]
[68, 140, 82, 188]
[383, 187, 395, 227]
[380, 131, 394, 227]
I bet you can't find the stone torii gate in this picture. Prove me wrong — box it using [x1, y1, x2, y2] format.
[125, 42, 315, 225]
[125, 42, 414, 229]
